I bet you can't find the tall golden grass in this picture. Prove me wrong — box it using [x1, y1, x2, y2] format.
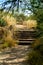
[23, 20, 37, 29]
[2, 14, 16, 26]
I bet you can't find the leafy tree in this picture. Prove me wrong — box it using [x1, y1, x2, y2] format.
[0, 0, 22, 13]
[29, 0, 43, 14]
[0, 0, 43, 14]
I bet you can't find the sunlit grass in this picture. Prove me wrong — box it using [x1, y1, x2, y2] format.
[2, 14, 16, 26]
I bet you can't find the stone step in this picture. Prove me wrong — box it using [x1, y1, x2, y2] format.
[0, 45, 30, 65]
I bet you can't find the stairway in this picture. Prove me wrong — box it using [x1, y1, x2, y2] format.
[14, 30, 38, 45]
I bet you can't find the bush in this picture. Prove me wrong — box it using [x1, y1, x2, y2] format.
[0, 27, 18, 49]
[27, 50, 43, 65]
[0, 18, 7, 27]
[27, 37, 43, 65]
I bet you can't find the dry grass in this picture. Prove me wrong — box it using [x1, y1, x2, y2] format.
[2, 14, 16, 26]
[23, 20, 37, 29]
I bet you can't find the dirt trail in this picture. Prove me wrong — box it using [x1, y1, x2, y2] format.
[0, 45, 30, 65]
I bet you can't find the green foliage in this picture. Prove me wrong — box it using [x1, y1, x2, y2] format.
[27, 50, 43, 65]
[38, 23, 43, 30]
[36, 9, 43, 30]
[36, 9, 43, 23]
[14, 13, 28, 23]
[0, 18, 7, 27]
[27, 37, 43, 65]
[1, 0, 43, 14]
[29, 9, 43, 31]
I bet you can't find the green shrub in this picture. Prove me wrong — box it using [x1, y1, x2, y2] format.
[32, 37, 43, 48]
[27, 50, 43, 65]
[27, 37, 43, 65]
[0, 18, 7, 27]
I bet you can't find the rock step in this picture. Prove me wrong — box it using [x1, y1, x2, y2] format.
[0, 45, 30, 65]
